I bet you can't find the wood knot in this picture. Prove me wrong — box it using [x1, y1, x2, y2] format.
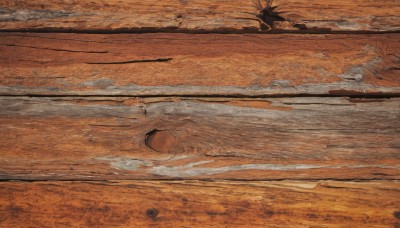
[146, 208, 159, 219]
[145, 129, 175, 153]
[394, 210, 400, 219]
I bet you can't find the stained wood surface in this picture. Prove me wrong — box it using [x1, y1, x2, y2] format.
[1, 1, 399, 227]
[1, 181, 399, 227]
[0, 33, 399, 96]
[0, 0, 259, 32]
[1, 96, 399, 180]
[0, 0, 399, 32]
[273, 0, 400, 32]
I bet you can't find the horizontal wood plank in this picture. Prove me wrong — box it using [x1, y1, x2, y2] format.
[0, 97, 399, 180]
[273, 0, 400, 32]
[1, 180, 399, 227]
[0, 33, 399, 96]
[0, 0, 399, 32]
[0, 0, 259, 32]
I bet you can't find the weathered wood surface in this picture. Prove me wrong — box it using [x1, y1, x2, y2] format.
[0, 97, 399, 180]
[0, 0, 259, 32]
[0, 0, 399, 32]
[272, 0, 400, 32]
[1, 181, 399, 227]
[0, 33, 399, 96]
[0, 1, 399, 227]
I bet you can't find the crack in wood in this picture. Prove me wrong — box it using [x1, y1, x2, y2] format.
[252, 0, 286, 30]
[85, 58, 173, 65]
[0, 43, 109, 53]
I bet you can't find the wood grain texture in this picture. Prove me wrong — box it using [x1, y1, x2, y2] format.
[0, 0, 399, 32]
[0, 33, 399, 96]
[1, 97, 399, 180]
[272, 0, 400, 32]
[1, 181, 399, 227]
[1, 1, 399, 226]
[0, 0, 259, 32]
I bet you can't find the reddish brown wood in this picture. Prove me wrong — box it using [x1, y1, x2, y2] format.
[0, 1, 399, 227]
[0, 97, 399, 180]
[0, 33, 399, 96]
[0, 0, 259, 31]
[1, 180, 399, 227]
[0, 0, 399, 32]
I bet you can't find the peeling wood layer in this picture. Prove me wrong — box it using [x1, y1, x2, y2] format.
[0, 33, 399, 96]
[0, 97, 399, 180]
[0, 181, 399, 227]
[0, 0, 399, 32]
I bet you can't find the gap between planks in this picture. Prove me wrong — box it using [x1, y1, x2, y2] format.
[1, 29, 399, 35]
[1, 94, 400, 98]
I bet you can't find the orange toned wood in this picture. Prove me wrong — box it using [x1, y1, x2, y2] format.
[0, 0, 398, 32]
[0, 180, 399, 227]
[273, 0, 400, 32]
[0, 0, 259, 32]
[0, 97, 399, 180]
[0, 33, 399, 96]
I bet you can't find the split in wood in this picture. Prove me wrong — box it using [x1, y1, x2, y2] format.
[252, 0, 285, 30]
[249, 0, 308, 31]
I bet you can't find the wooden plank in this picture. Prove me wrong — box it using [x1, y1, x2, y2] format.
[0, 97, 399, 180]
[0, 0, 399, 32]
[0, 0, 259, 32]
[0, 180, 399, 227]
[0, 33, 399, 96]
[273, 0, 400, 32]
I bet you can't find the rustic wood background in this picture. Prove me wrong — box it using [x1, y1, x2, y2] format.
[0, 0, 399, 227]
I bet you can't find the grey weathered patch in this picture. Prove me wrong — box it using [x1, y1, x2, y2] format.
[96, 156, 152, 171]
[0, 8, 75, 22]
[338, 44, 382, 83]
[0, 96, 399, 121]
[270, 80, 291, 87]
[1, 77, 399, 97]
[339, 66, 364, 82]
[80, 78, 114, 88]
[335, 20, 364, 30]
[0, 97, 143, 118]
[150, 161, 324, 177]
[303, 20, 364, 31]
[150, 162, 400, 178]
